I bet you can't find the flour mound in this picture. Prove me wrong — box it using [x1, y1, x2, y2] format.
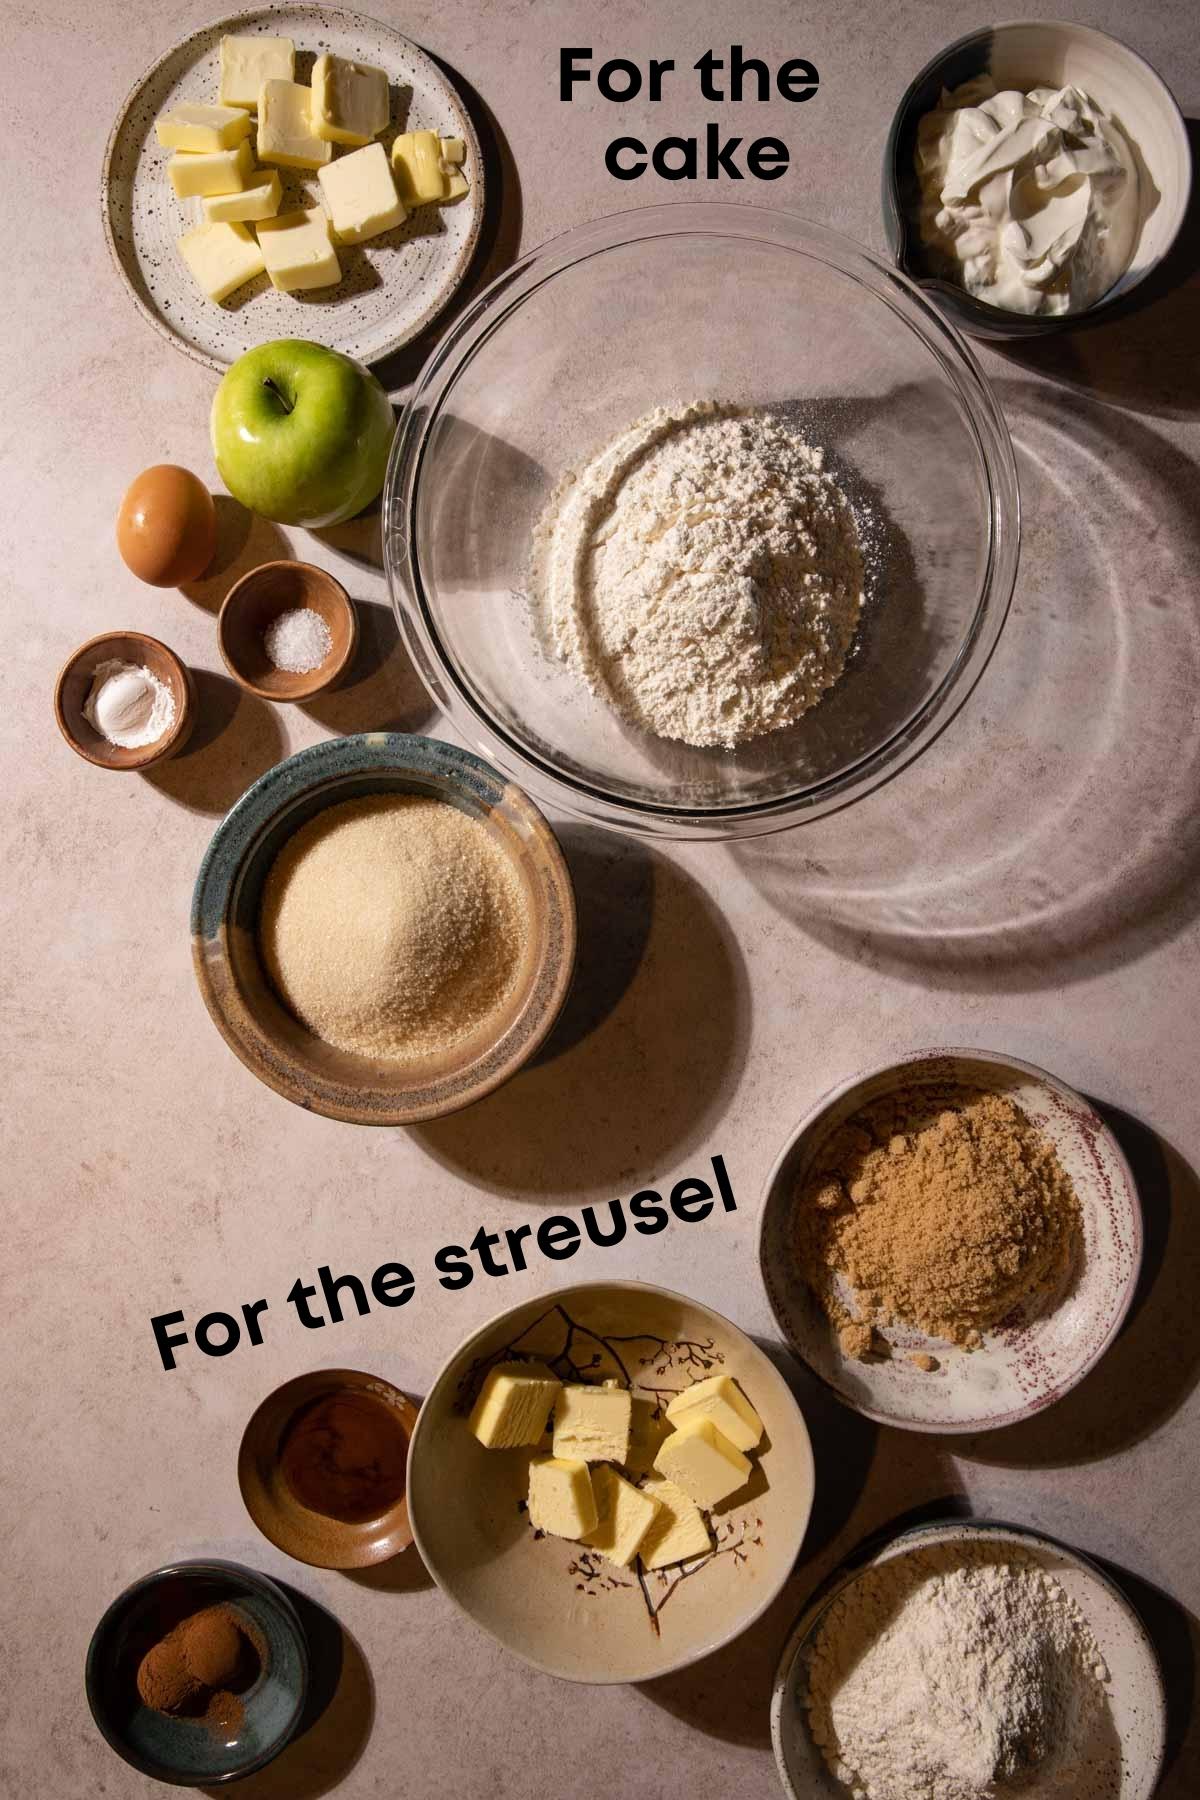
[531, 402, 865, 749]
[806, 1546, 1112, 1800]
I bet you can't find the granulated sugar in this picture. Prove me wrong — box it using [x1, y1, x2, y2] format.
[259, 795, 526, 1062]
[530, 401, 865, 749]
[264, 607, 332, 674]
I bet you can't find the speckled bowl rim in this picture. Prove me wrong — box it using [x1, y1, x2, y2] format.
[191, 732, 577, 1124]
[407, 1277, 817, 1685]
[882, 20, 1193, 339]
[54, 630, 196, 770]
[238, 1367, 419, 1567]
[756, 1046, 1143, 1434]
[217, 561, 359, 702]
[100, 4, 485, 373]
[85, 1557, 310, 1786]
[770, 1517, 1167, 1800]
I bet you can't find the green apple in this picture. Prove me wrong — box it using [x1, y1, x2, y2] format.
[210, 339, 395, 528]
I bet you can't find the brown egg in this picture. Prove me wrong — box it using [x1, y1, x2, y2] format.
[116, 465, 217, 587]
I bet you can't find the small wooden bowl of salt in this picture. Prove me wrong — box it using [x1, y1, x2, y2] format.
[218, 561, 357, 703]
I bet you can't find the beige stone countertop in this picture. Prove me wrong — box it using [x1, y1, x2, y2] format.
[4, 0, 1199, 1793]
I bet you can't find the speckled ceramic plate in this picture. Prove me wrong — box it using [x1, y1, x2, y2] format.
[102, 7, 485, 370]
[407, 1280, 816, 1684]
[86, 1559, 308, 1786]
[758, 1049, 1141, 1433]
[771, 1519, 1166, 1800]
[191, 733, 575, 1124]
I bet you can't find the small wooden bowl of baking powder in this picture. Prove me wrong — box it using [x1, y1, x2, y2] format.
[218, 561, 357, 703]
[54, 630, 195, 771]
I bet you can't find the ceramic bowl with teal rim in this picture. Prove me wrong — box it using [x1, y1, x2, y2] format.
[883, 21, 1192, 340]
[85, 1559, 308, 1786]
[191, 733, 577, 1125]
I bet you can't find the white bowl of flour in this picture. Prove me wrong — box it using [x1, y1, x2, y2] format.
[772, 1518, 1166, 1800]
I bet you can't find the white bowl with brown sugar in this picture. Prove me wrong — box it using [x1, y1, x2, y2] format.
[757, 1048, 1142, 1432]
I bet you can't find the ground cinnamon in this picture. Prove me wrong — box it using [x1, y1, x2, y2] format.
[279, 1389, 408, 1523]
[136, 1603, 261, 1733]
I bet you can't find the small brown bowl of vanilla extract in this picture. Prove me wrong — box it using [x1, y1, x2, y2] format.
[238, 1369, 417, 1569]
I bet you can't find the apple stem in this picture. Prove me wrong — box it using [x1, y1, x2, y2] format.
[263, 377, 294, 415]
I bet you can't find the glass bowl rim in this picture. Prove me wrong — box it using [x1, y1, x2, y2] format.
[384, 201, 1021, 840]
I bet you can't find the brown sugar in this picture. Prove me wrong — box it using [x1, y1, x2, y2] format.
[795, 1085, 1081, 1360]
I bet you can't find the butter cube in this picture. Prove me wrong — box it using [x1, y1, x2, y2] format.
[257, 80, 332, 170]
[527, 1456, 597, 1539]
[156, 103, 253, 152]
[624, 1396, 672, 1476]
[440, 136, 466, 165]
[219, 34, 295, 110]
[639, 1476, 714, 1569]
[581, 1466, 662, 1568]
[257, 207, 341, 291]
[552, 1381, 632, 1464]
[203, 170, 282, 223]
[177, 221, 265, 303]
[654, 1417, 752, 1509]
[665, 1375, 764, 1453]
[312, 52, 389, 146]
[468, 1362, 561, 1449]
[444, 170, 470, 203]
[391, 129, 447, 207]
[318, 143, 405, 244]
[168, 139, 254, 199]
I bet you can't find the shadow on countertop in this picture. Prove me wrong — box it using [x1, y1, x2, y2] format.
[342, 1540, 435, 1595]
[992, 118, 1200, 421]
[202, 1587, 373, 1800]
[299, 599, 435, 739]
[412, 826, 748, 1199]
[143, 669, 286, 817]
[372, 59, 523, 398]
[1095, 1557, 1198, 1787]
[733, 381, 1200, 992]
[180, 501, 290, 615]
[964, 1105, 1200, 1468]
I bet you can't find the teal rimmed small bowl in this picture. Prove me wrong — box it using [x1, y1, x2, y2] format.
[191, 733, 576, 1125]
[85, 1559, 308, 1786]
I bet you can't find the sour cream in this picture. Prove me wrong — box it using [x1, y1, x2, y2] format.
[916, 79, 1140, 315]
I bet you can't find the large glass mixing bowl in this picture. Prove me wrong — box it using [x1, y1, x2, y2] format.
[384, 204, 1019, 838]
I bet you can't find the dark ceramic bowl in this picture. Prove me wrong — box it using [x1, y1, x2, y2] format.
[85, 1559, 308, 1786]
[884, 21, 1192, 340]
[191, 733, 576, 1125]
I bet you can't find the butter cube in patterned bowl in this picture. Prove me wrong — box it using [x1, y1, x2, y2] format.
[407, 1280, 815, 1682]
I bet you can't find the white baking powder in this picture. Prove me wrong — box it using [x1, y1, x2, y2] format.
[806, 1545, 1112, 1800]
[530, 402, 864, 749]
[83, 660, 176, 749]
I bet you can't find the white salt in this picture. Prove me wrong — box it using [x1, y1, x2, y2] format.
[264, 607, 333, 674]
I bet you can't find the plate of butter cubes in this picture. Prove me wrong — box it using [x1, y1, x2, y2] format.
[103, 5, 485, 369]
[408, 1281, 816, 1682]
